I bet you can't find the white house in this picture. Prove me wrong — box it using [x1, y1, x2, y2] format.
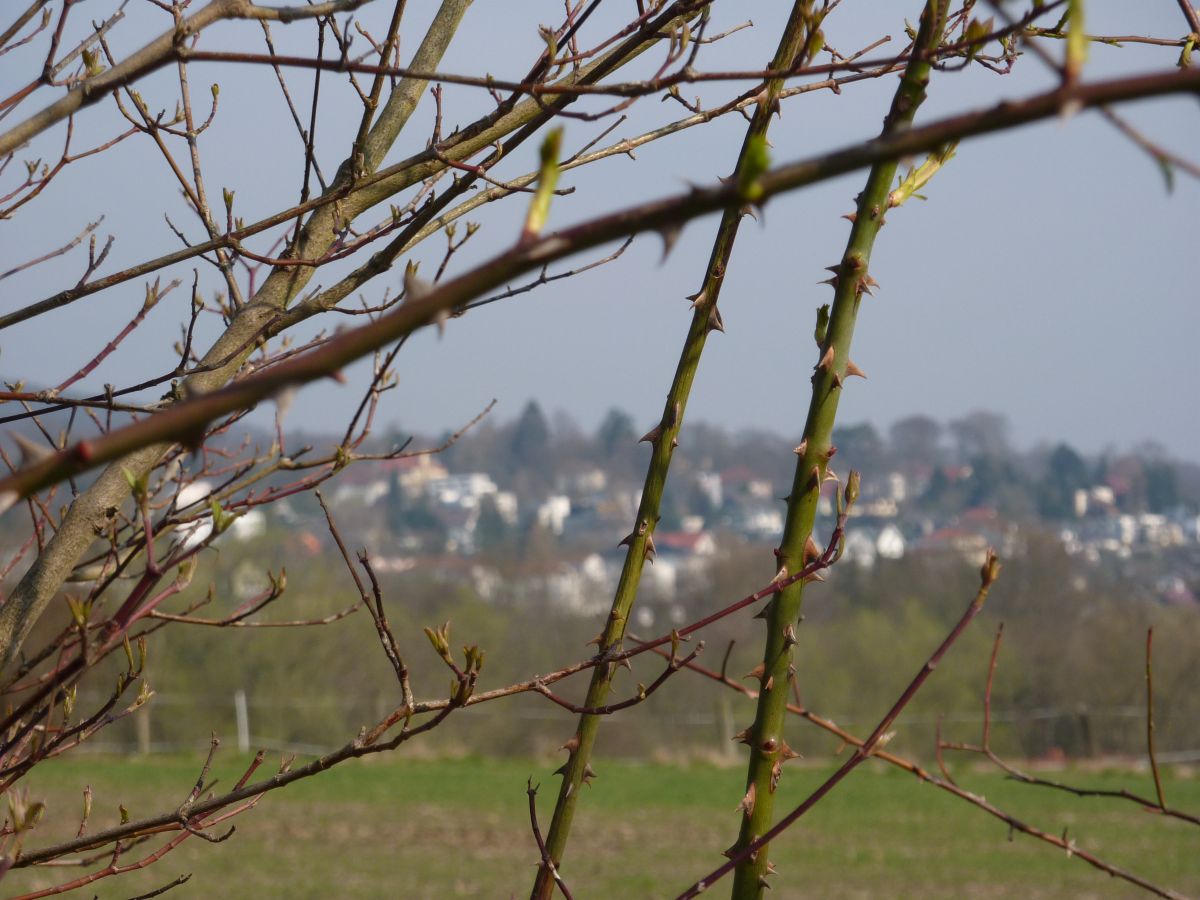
[426, 472, 498, 508]
[537, 495, 572, 535]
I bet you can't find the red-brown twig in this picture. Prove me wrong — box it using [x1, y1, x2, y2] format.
[314, 492, 411, 708]
[171, 8, 1052, 107]
[534, 643, 703, 716]
[53, 280, 179, 395]
[0, 218, 104, 282]
[5, 738, 264, 900]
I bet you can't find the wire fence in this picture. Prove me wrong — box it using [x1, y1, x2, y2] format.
[75, 690, 1200, 763]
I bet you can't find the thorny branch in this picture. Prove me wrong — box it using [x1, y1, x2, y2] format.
[532, 6, 828, 890]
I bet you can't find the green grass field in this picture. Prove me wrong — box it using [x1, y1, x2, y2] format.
[6, 754, 1198, 898]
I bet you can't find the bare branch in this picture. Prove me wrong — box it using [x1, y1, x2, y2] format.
[4, 62, 1197, 508]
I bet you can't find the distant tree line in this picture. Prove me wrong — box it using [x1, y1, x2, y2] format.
[387, 401, 1197, 519]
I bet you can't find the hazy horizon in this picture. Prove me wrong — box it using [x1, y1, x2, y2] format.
[261, 396, 1193, 467]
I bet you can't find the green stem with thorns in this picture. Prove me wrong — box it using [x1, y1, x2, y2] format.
[530, 5, 826, 898]
[728, 2, 950, 896]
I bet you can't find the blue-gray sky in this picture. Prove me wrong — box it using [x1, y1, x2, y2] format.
[1, 2, 1197, 458]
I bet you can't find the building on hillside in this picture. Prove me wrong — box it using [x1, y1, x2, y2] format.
[441, 504, 477, 554]
[487, 491, 519, 525]
[386, 455, 449, 496]
[1137, 514, 1185, 548]
[720, 465, 773, 501]
[885, 471, 908, 502]
[655, 531, 717, 558]
[508, 555, 614, 616]
[917, 526, 990, 562]
[560, 467, 607, 496]
[537, 495, 571, 536]
[730, 505, 784, 541]
[695, 471, 723, 509]
[426, 472, 497, 508]
[843, 523, 905, 568]
[877, 523, 905, 559]
[854, 497, 899, 518]
[915, 507, 1019, 563]
[174, 480, 266, 548]
[1073, 485, 1117, 518]
[326, 456, 450, 508]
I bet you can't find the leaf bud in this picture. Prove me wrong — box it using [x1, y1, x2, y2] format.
[844, 470, 861, 507]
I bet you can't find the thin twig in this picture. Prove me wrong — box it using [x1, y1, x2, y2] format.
[527, 781, 574, 900]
